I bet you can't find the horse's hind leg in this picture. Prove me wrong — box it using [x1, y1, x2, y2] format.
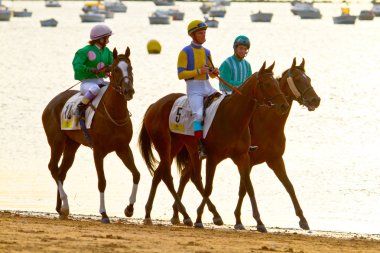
[46, 134, 65, 217]
[267, 158, 310, 230]
[171, 162, 191, 225]
[56, 138, 81, 219]
[93, 149, 110, 223]
[115, 147, 140, 218]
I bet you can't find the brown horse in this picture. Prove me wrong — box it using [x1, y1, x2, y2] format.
[171, 58, 320, 232]
[138, 62, 289, 227]
[42, 47, 140, 223]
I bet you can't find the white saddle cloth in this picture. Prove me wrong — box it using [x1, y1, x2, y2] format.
[169, 94, 225, 138]
[60, 86, 107, 130]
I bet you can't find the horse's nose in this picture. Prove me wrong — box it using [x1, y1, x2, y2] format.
[312, 96, 321, 107]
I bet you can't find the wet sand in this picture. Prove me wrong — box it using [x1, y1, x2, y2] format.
[1, 211, 379, 253]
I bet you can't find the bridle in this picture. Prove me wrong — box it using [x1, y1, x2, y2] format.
[254, 71, 285, 108]
[285, 68, 315, 105]
[108, 57, 133, 97]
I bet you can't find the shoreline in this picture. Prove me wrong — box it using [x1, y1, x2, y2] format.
[1, 210, 380, 253]
[2, 210, 379, 241]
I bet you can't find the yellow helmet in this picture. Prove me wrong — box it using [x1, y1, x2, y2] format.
[187, 20, 208, 35]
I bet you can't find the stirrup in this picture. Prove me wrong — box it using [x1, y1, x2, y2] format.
[249, 146, 259, 152]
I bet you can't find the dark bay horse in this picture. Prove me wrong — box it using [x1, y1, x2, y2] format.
[171, 58, 320, 232]
[42, 47, 140, 223]
[138, 62, 289, 227]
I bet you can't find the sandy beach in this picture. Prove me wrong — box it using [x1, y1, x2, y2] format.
[1, 211, 379, 253]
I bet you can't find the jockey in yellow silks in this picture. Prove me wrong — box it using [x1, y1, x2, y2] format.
[177, 20, 220, 160]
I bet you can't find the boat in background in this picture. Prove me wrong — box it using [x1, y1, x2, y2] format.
[333, 7, 356, 24]
[358, 10, 374, 20]
[82, 1, 114, 19]
[149, 10, 170, 24]
[204, 16, 218, 28]
[0, 0, 11, 21]
[104, 0, 127, 13]
[298, 9, 322, 19]
[153, 0, 175, 6]
[40, 18, 58, 27]
[155, 8, 184, 21]
[209, 5, 226, 18]
[371, 3, 380, 16]
[13, 9, 33, 17]
[200, 2, 212, 14]
[80, 12, 106, 22]
[45, 0, 61, 8]
[291, 2, 316, 15]
[250, 11, 273, 22]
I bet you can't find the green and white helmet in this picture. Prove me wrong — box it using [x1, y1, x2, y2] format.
[233, 35, 250, 49]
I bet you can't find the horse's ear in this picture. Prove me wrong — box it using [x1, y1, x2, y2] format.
[125, 47, 130, 58]
[300, 58, 305, 70]
[259, 61, 266, 74]
[267, 61, 275, 72]
[291, 57, 296, 69]
[113, 48, 118, 59]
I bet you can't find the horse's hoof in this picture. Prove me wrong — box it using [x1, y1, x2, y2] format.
[213, 217, 224, 226]
[183, 218, 193, 227]
[234, 223, 245, 230]
[257, 224, 267, 233]
[124, 205, 134, 217]
[59, 214, 68, 220]
[143, 218, 152, 225]
[299, 221, 310, 230]
[60, 208, 69, 217]
[171, 217, 180, 225]
[101, 217, 110, 224]
[194, 222, 204, 229]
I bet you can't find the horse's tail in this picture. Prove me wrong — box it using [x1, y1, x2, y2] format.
[175, 146, 190, 175]
[138, 120, 158, 176]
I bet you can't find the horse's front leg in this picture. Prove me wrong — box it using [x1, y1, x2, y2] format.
[93, 150, 109, 223]
[234, 153, 267, 233]
[267, 158, 309, 230]
[194, 159, 217, 228]
[116, 147, 140, 218]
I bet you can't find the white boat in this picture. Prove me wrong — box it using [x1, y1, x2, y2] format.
[358, 10, 374, 20]
[45, 0, 61, 8]
[200, 2, 212, 14]
[82, 1, 114, 19]
[149, 11, 170, 25]
[250, 11, 273, 22]
[80, 12, 105, 22]
[153, 0, 175, 6]
[40, 18, 58, 27]
[13, 9, 33, 17]
[0, 2, 11, 21]
[291, 2, 316, 15]
[155, 8, 184, 21]
[213, 0, 230, 6]
[104, 0, 127, 13]
[333, 15, 356, 24]
[209, 5, 226, 18]
[298, 9, 321, 19]
[204, 16, 218, 28]
[371, 4, 380, 16]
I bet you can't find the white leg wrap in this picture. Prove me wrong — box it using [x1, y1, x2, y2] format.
[99, 192, 106, 214]
[129, 184, 138, 204]
[58, 181, 69, 209]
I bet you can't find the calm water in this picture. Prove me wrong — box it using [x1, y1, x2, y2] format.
[1, 1, 379, 235]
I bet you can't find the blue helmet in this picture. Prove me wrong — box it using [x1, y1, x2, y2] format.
[233, 35, 250, 49]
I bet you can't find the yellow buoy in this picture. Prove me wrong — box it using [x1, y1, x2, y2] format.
[147, 40, 161, 54]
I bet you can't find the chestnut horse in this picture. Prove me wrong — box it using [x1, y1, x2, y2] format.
[171, 58, 320, 232]
[42, 47, 140, 223]
[138, 62, 289, 227]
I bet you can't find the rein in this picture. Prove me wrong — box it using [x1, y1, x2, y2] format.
[253, 72, 285, 109]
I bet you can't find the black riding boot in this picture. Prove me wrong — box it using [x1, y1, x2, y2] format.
[197, 139, 207, 160]
[73, 102, 88, 126]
